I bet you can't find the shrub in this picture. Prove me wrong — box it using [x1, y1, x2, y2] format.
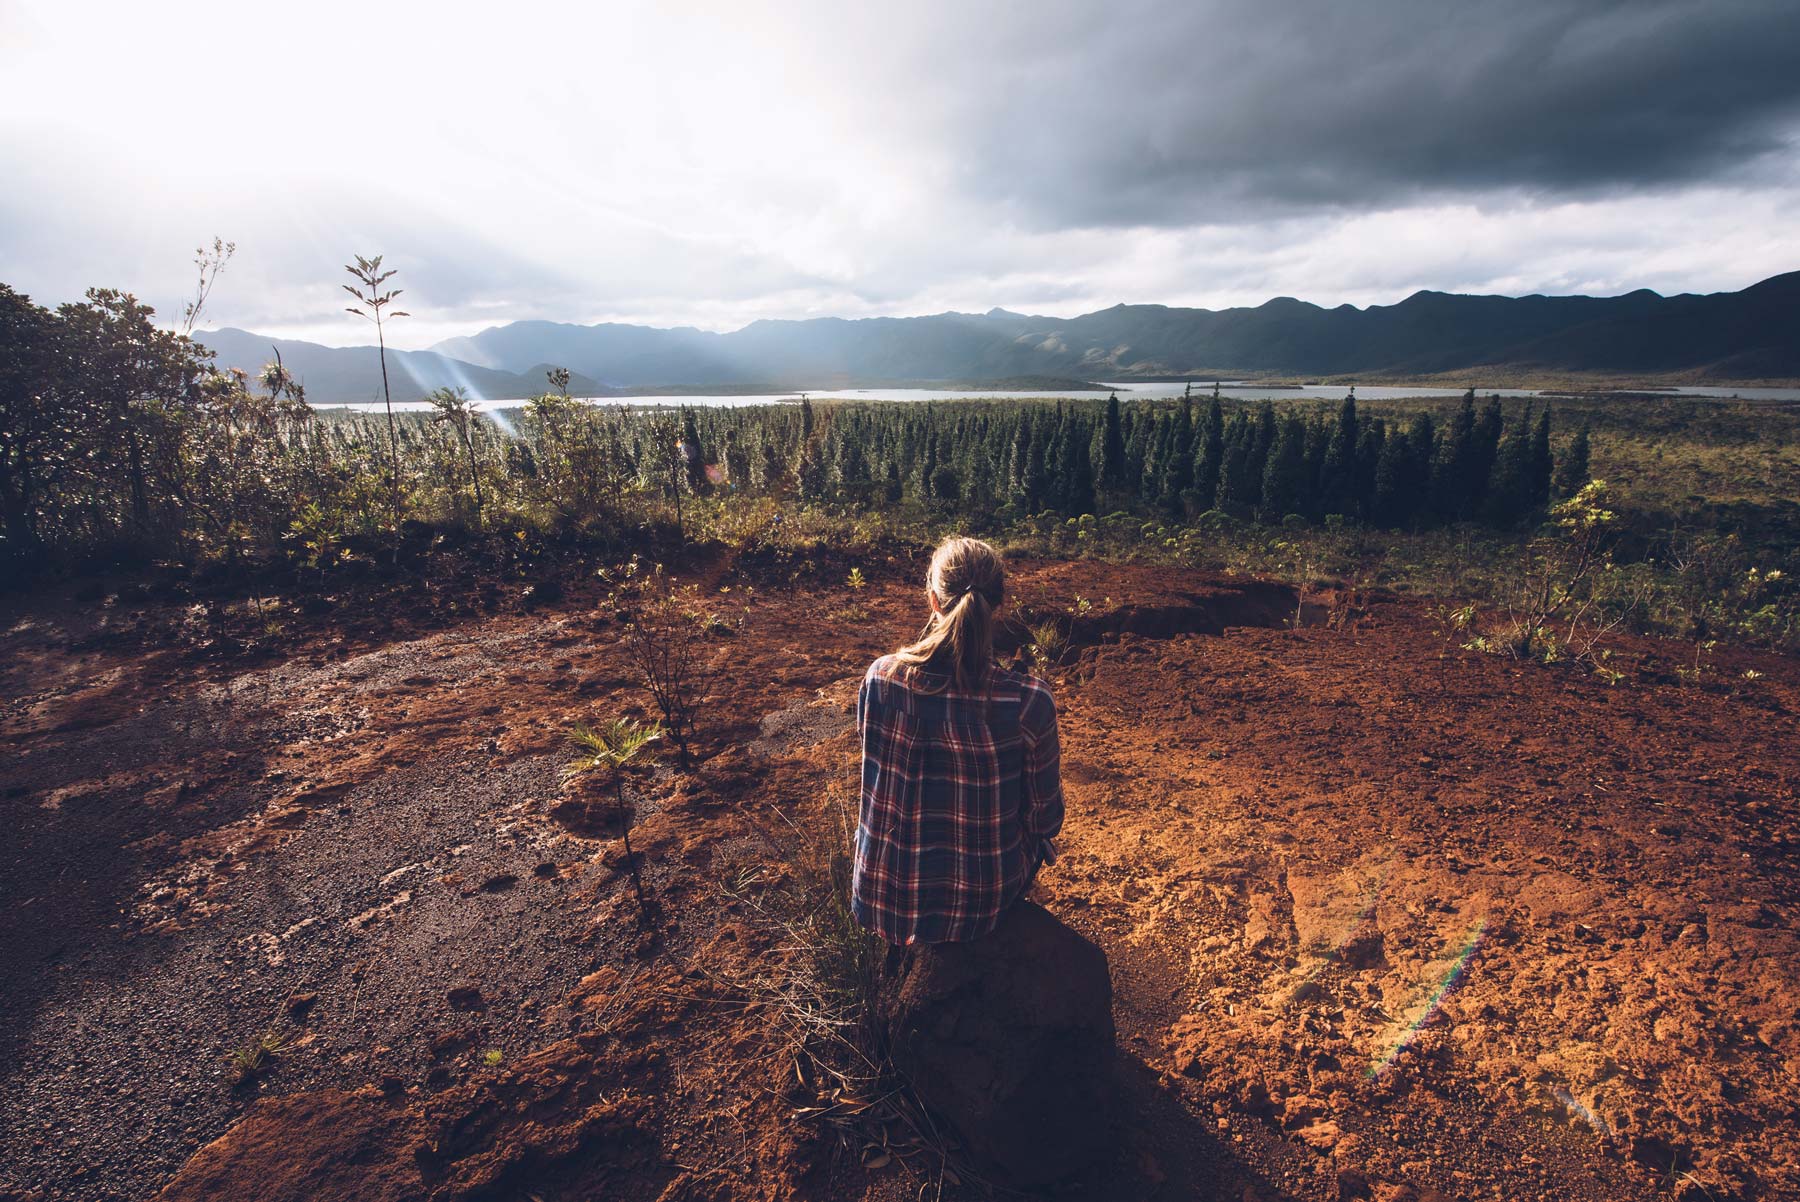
[606, 561, 732, 764]
[564, 717, 664, 919]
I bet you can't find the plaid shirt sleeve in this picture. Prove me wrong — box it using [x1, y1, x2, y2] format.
[852, 656, 1064, 945]
[1017, 676, 1064, 865]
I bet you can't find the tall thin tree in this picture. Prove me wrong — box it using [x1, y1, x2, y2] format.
[343, 255, 409, 551]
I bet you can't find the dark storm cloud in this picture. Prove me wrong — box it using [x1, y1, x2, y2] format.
[932, 0, 1800, 227]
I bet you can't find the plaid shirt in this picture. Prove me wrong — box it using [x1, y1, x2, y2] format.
[853, 654, 1064, 945]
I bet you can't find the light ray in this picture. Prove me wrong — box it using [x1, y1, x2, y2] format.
[1367, 919, 1486, 1079]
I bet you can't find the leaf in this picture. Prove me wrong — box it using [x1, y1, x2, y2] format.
[862, 1150, 891, 1169]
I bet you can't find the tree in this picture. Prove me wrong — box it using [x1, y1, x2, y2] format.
[180, 238, 236, 337]
[1529, 407, 1554, 508]
[1554, 424, 1591, 498]
[1484, 405, 1535, 527]
[1318, 392, 1359, 518]
[565, 718, 664, 919]
[1431, 391, 1478, 521]
[679, 407, 708, 493]
[1193, 395, 1225, 505]
[342, 255, 409, 548]
[1260, 414, 1309, 520]
[1371, 424, 1414, 528]
[1057, 414, 1095, 515]
[0, 286, 55, 558]
[1097, 391, 1127, 495]
[426, 386, 485, 523]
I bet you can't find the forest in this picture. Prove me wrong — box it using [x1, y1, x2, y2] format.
[3, 282, 1581, 556]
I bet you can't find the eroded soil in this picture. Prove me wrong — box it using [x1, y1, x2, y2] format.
[2, 553, 1796, 1202]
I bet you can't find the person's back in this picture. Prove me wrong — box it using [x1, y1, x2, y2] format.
[853, 537, 1064, 946]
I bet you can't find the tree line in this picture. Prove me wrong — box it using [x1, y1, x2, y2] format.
[1, 280, 1591, 572]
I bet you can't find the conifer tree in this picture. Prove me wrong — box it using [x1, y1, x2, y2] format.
[1371, 426, 1412, 527]
[1319, 392, 1359, 518]
[1530, 406, 1554, 507]
[1553, 424, 1591, 498]
[1098, 392, 1127, 494]
[1484, 405, 1534, 526]
[1431, 391, 1478, 521]
[1469, 394, 1504, 514]
[1354, 419, 1385, 520]
[1194, 394, 1225, 505]
[1059, 414, 1096, 515]
[1260, 414, 1309, 520]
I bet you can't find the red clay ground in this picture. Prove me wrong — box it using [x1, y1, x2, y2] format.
[2, 551, 1797, 1202]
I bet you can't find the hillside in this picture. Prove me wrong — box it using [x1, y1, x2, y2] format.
[194, 329, 608, 406]
[198, 273, 1800, 402]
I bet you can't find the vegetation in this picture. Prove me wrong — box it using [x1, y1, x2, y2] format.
[564, 717, 665, 918]
[3, 276, 1796, 664]
[225, 1029, 289, 1087]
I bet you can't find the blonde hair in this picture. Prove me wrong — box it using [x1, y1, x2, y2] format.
[892, 536, 1006, 692]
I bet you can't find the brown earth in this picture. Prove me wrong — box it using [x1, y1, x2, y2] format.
[2, 551, 1797, 1202]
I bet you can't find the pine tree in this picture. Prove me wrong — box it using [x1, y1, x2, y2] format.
[1319, 392, 1359, 518]
[1529, 406, 1554, 509]
[1260, 414, 1309, 520]
[1168, 395, 1195, 500]
[918, 432, 940, 502]
[1215, 413, 1254, 513]
[1024, 416, 1051, 512]
[680, 407, 708, 493]
[1007, 411, 1032, 505]
[1354, 419, 1385, 520]
[1469, 394, 1504, 515]
[1098, 392, 1127, 495]
[1193, 395, 1225, 506]
[1058, 415, 1096, 515]
[1431, 392, 1477, 521]
[1371, 426, 1412, 527]
[1484, 405, 1534, 527]
[1553, 424, 1591, 498]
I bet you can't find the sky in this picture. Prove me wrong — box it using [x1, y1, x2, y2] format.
[3, 0, 1799, 350]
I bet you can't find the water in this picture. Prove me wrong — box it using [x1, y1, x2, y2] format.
[315, 380, 1800, 414]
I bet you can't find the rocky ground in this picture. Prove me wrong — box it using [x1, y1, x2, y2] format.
[2, 549, 1796, 1201]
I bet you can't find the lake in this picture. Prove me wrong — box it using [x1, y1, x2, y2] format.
[316, 380, 1800, 414]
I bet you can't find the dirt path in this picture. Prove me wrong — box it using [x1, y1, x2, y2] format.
[2, 555, 1796, 1202]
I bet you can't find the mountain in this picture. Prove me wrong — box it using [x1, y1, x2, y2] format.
[193, 329, 608, 406]
[200, 273, 1800, 403]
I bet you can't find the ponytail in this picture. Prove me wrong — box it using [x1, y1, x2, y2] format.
[892, 536, 1005, 693]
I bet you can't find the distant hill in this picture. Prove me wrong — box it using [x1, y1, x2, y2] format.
[200, 273, 1800, 402]
[193, 329, 608, 406]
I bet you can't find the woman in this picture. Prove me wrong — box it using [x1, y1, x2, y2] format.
[853, 537, 1064, 946]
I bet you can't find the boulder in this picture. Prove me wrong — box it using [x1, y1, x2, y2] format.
[877, 900, 1116, 1187]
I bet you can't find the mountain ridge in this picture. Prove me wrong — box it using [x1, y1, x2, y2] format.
[197, 272, 1800, 403]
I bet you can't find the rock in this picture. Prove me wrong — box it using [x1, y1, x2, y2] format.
[877, 900, 1116, 1187]
[1296, 1118, 1340, 1151]
[446, 985, 485, 1011]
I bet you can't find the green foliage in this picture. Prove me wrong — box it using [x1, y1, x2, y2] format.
[564, 716, 665, 780]
[226, 1029, 290, 1086]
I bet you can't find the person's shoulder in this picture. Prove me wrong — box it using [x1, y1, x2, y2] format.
[864, 654, 922, 693]
[865, 654, 904, 684]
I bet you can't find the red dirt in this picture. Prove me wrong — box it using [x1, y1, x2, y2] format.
[2, 553, 1796, 1202]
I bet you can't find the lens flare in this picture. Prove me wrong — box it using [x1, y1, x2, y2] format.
[1367, 918, 1486, 1079]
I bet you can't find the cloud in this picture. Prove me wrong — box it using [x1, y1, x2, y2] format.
[0, 0, 1796, 347]
[923, 0, 1800, 227]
